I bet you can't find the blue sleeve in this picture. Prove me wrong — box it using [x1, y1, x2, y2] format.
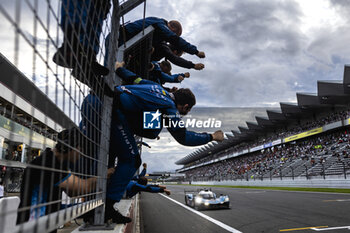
[54, 173, 71, 187]
[116, 67, 159, 85]
[115, 67, 138, 84]
[155, 23, 199, 55]
[139, 168, 146, 177]
[134, 183, 164, 193]
[160, 72, 183, 83]
[164, 110, 212, 146]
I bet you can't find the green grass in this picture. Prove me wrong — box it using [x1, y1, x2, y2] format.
[171, 184, 350, 194]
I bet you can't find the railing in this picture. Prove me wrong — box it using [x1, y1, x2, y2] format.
[187, 160, 350, 182]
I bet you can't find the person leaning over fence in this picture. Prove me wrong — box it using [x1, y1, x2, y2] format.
[106, 17, 205, 60]
[80, 66, 224, 224]
[151, 41, 205, 70]
[126, 177, 171, 200]
[16, 128, 114, 228]
[131, 163, 147, 181]
[126, 163, 171, 199]
[148, 60, 190, 86]
[53, 0, 110, 89]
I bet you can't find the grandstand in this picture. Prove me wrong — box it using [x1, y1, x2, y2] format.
[176, 66, 350, 182]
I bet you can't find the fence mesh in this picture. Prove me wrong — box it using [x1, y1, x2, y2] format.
[0, 0, 128, 232]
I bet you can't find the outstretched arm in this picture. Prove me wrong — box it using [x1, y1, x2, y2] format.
[156, 23, 199, 55]
[59, 168, 114, 197]
[132, 183, 170, 195]
[160, 44, 196, 69]
[164, 108, 224, 146]
[160, 72, 185, 83]
[115, 63, 156, 85]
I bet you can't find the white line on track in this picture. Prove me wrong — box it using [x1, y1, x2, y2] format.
[245, 191, 266, 194]
[311, 226, 350, 231]
[159, 193, 242, 233]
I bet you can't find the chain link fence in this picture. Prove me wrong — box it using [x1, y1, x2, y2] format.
[0, 0, 148, 232]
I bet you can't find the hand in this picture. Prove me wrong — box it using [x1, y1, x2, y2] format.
[196, 51, 205, 58]
[194, 63, 204, 70]
[211, 130, 224, 142]
[143, 163, 147, 169]
[169, 87, 178, 92]
[184, 72, 190, 78]
[177, 75, 184, 82]
[164, 189, 171, 195]
[107, 168, 115, 178]
[115, 61, 125, 70]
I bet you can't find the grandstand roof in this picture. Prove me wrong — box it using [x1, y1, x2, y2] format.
[0, 53, 75, 130]
[176, 65, 350, 166]
[318, 80, 350, 105]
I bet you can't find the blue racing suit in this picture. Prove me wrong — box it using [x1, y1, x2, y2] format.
[126, 181, 164, 198]
[105, 17, 199, 64]
[60, 0, 110, 55]
[133, 167, 147, 180]
[119, 17, 199, 55]
[80, 69, 212, 202]
[149, 62, 184, 85]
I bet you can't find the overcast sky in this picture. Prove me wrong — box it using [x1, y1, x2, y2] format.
[128, 0, 350, 172]
[1, 0, 350, 172]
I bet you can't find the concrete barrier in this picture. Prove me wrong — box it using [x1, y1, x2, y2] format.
[191, 178, 350, 189]
[71, 194, 140, 233]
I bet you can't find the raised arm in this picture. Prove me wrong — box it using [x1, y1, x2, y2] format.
[59, 168, 114, 197]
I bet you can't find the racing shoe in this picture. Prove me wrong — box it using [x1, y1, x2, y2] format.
[111, 210, 132, 224]
[52, 46, 75, 69]
[105, 198, 132, 224]
[91, 60, 109, 76]
[71, 67, 99, 88]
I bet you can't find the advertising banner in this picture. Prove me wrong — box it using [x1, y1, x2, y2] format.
[284, 127, 323, 143]
[272, 139, 282, 146]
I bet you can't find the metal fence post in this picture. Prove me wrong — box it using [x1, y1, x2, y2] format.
[92, 0, 120, 227]
[343, 161, 347, 179]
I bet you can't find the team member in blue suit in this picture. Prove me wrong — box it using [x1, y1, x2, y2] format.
[80, 64, 224, 223]
[54, 0, 110, 88]
[126, 177, 171, 199]
[131, 163, 147, 181]
[106, 17, 205, 60]
[149, 61, 190, 86]
[126, 163, 170, 199]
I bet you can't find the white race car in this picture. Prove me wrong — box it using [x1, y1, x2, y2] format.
[184, 189, 230, 210]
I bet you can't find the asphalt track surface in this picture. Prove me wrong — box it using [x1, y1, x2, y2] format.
[140, 185, 350, 233]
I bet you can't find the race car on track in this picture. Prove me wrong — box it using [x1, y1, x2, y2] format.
[184, 189, 230, 210]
